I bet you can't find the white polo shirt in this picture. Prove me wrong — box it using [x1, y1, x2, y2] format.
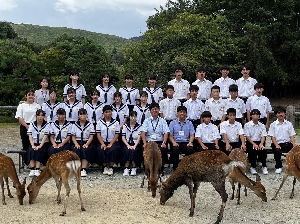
[268, 119, 296, 144]
[192, 79, 212, 100]
[168, 78, 190, 100]
[220, 120, 244, 143]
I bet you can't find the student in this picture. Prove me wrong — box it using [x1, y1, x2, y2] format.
[143, 74, 163, 104]
[71, 108, 95, 177]
[191, 66, 212, 103]
[169, 106, 195, 170]
[168, 65, 190, 104]
[204, 85, 227, 127]
[111, 92, 129, 129]
[27, 109, 50, 177]
[42, 89, 61, 123]
[61, 87, 84, 123]
[213, 65, 236, 99]
[48, 108, 72, 157]
[84, 89, 104, 127]
[224, 84, 246, 124]
[35, 77, 50, 106]
[122, 111, 142, 176]
[96, 105, 120, 176]
[119, 74, 140, 112]
[63, 70, 87, 104]
[15, 89, 41, 164]
[268, 106, 297, 174]
[195, 111, 221, 151]
[246, 83, 272, 128]
[219, 108, 246, 155]
[244, 109, 268, 175]
[133, 91, 151, 125]
[96, 73, 116, 105]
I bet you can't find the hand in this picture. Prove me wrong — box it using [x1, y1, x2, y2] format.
[241, 144, 246, 151]
[101, 144, 107, 150]
[52, 144, 58, 148]
[74, 144, 80, 149]
[107, 143, 113, 149]
[258, 144, 265, 150]
[187, 142, 193, 147]
[82, 144, 89, 149]
[226, 143, 232, 151]
[201, 145, 208, 150]
[215, 145, 220, 150]
[173, 142, 179, 147]
[161, 142, 167, 148]
[253, 143, 259, 150]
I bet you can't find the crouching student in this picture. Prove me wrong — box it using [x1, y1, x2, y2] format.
[195, 111, 221, 151]
[169, 106, 195, 170]
[220, 108, 246, 155]
[27, 109, 50, 177]
[71, 108, 95, 177]
[48, 108, 72, 157]
[122, 111, 142, 176]
[244, 109, 268, 175]
[268, 106, 297, 174]
[96, 105, 120, 176]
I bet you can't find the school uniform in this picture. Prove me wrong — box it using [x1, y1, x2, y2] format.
[35, 89, 50, 106]
[168, 78, 190, 103]
[61, 100, 83, 123]
[111, 103, 129, 125]
[84, 101, 104, 126]
[268, 119, 296, 168]
[96, 84, 116, 105]
[133, 104, 151, 125]
[159, 97, 181, 123]
[48, 121, 72, 157]
[27, 121, 50, 165]
[42, 100, 62, 123]
[204, 98, 227, 126]
[191, 79, 212, 102]
[71, 121, 95, 164]
[63, 83, 87, 102]
[183, 99, 205, 128]
[224, 97, 246, 123]
[119, 86, 140, 112]
[96, 119, 120, 165]
[143, 86, 164, 104]
[195, 123, 221, 150]
[213, 77, 236, 99]
[236, 77, 257, 103]
[246, 95, 272, 124]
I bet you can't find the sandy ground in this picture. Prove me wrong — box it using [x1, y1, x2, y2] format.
[1, 127, 300, 224]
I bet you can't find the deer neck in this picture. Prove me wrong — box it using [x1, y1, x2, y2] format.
[165, 170, 185, 191]
[235, 168, 255, 189]
[8, 166, 21, 186]
[36, 168, 52, 187]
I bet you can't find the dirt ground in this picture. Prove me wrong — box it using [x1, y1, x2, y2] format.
[1, 127, 300, 224]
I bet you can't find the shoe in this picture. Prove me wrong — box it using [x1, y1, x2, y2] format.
[29, 170, 35, 177]
[103, 167, 109, 175]
[164, 164, 169, 168]
[130, 168, 137, 176]
[169, 164, 173, 168]
[35, 170, 41, 177]
[107, 168, 113, 176]
[249, 167, 257, 175]
[81, 169, 87, 177]
[275, 168, 282, 174]
[262, 167, 268, 175]
[123, 168, 129, 176]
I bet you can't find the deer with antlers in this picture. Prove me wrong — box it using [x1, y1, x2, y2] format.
[27, 150, 85, 216]
[0, 153, 26, 205]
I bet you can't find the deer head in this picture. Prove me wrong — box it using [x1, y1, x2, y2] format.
[27, 176, 41, 204]
[14, 178, 26, 205]
[160, 182, 174, 205]
[249, 174, 267, 202]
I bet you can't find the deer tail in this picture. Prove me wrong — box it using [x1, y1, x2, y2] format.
[66, 160, 81, 173]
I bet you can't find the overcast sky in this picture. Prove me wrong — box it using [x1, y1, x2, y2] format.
[0, 0, 167, 39]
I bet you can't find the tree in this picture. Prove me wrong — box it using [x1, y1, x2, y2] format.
[0, 21, 18, 39]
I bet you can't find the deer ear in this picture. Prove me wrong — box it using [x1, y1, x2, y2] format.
[255, 174, 261, 182]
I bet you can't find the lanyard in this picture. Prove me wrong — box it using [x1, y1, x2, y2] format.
[151, 118, 159, 132]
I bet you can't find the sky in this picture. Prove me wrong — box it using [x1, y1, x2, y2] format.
[0, 0, 167, 39]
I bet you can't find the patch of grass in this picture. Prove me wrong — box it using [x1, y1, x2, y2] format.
[0, 123, 19, 128]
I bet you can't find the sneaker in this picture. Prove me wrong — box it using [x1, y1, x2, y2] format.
[275, 168, 282, 174]
[164, 164, 169, 168]
[123, 168, 129, 176]
[262, 167, 268, 175]
[35, 170, 41, 177]
[29, 170, 35, 177]
[103, 167, 109, 175]
[249, 167, 257, 175]
[81, 169, 87, 177]
[107, 168, 113, 176]
[130, 168, 137, 176]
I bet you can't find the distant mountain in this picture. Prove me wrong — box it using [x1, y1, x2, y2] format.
[11, 23, 131, 53]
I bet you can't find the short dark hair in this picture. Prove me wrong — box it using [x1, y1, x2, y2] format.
[227, 108, 236, 115]
[49, 88, 57, 95]
[241, 64, 251, 71]
[125, 74, 133, 80]
[173, 65, 184, 73]
[113, 91, 122, 98]
[149, 102, 160, 110]
[229, 84, 238, 92]
[177, 106, 187, 113]
[67, 87, 75, 94]
[201, 111, 212, 118]
[196, 66, 206, 73]
[36, 109, 46, 116]
[220, 65, 230, 71]
[140, 91, 148, 97]
[70, 70, 79, 76]
[129, 111, 137, 117]
[189, 85, 199, 92]
[211, 85, 220, 92]
[103, 105, 113, 112]
[254, 83, 264, 89]
[90, 89, 100, 96]
[274, 106, 286, 114]
[78, 108, 87, 115]
[250, 109, 261, 116]
[56, 108, 66, 115]
[165, 85, 174, 91]
[148, 74, 157, 80]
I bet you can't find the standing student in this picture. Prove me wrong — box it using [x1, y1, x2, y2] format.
[133, 91, 151, 125]
[213, 65, 236, 99]
[71, 108, 95, 177]
[63, 70, 87, 104]
[27, 109, 50, 177]
[143, 74, 164, 104]
[35, 77, 50, 106]
[192, 67, 212, 103]
[268, 106, 297, 174]
[84, 89, 104, 127]
[61, 87, 84, 123]
[42, 89, 61, 123]
[96, 73, 116, 105]
[119, 74, 140, 112]
[111, 92, 129, 129]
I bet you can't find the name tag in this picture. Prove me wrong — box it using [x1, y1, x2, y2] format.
[151, 134, 157, 140]
[179, 131, 184, 136]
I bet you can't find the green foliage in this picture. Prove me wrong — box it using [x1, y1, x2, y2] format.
[0, 21, 17, 39]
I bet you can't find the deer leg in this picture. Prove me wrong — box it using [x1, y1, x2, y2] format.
[186, 178, 195, 217]
[59, 180, 71, 216]
[236, 183, 241, 205]
[229, 180, 235, 200]
[75, 171, 85, 212]
[140, 174, 146, 188]
[272, 173, 289, 200]
[4, 177, 13, 198]
[1, 178, 6, 205]
[54, 177, 62, 204]
[290, 177, 296, 199]
[244, 186, 247, 197]
[192, 182, 200, 210]
[212, 181, 228, 224]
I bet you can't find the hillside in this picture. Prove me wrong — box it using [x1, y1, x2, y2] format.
[11, 23, 131, 53]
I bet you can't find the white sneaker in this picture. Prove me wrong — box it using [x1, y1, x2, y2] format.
[29, 170, 35, 177]
[164, 164, 169, 168]
[130, 168, 137, 176]
[103, 167, 109, 175]
[249, 167, 257, 175]
[262, 167, 268, 175]
[81, 169, 87, 177]
[123, 168, 129, 176]
[107, 168, 113, 176]
[35, 170, 41, 177]
[275, 168, 282, 174]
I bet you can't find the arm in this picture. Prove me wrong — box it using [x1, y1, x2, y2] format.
[246, 136, 259, 150]
[50, 135, 58, 148]
[290, 135, 297, 147]
[239, 134, 246, 150]
[222, 133, 232, 151]
[132, 136, 141, 150]
[161, 132, 169, 148]
[187, 134, 194, 147]
[107, 134, 119, 149]
[169, 134, 178, 147]
[97, 133, 107, 149]
[271, 136, 280, 149]
[72, 135, 80, 149]
[18, 118, 29, 129]
[266, 112, 270, 131]
[82, 134, 93, 149]
[141, 131, 147, 148]
[197, 137, 207, 150]
[246, 110, 251, 122]
[36, 135, 48, 149]
[29, 135, 36, 150]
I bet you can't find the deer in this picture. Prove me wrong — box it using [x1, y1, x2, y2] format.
[0, 153, 26, 205]
[141, 141, 162, 197]
[272, 145, 300, 200]
[27, 150, 85, 216]
[160, 150, 267, 224]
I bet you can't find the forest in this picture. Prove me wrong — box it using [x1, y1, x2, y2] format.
[0, 0, 299, 106]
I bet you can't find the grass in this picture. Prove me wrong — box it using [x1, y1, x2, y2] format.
[0, 123, 19, 128]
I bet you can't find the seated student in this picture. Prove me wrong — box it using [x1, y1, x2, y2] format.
[71, 108, 95, 177]
[27, 109, 50, 177]
[219, 108, 246, 155]
[96, 105, 120, 176]
[133, 91, 151, 125]
[244, 109, 268, 175]
[122, 111, 142, 176]
[169, 106, 195, 170]
[42, 89, 61, 123]
[195, 111, 221, 151]
[48, 108, 72, 157]
[268, 106, 297, 174]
